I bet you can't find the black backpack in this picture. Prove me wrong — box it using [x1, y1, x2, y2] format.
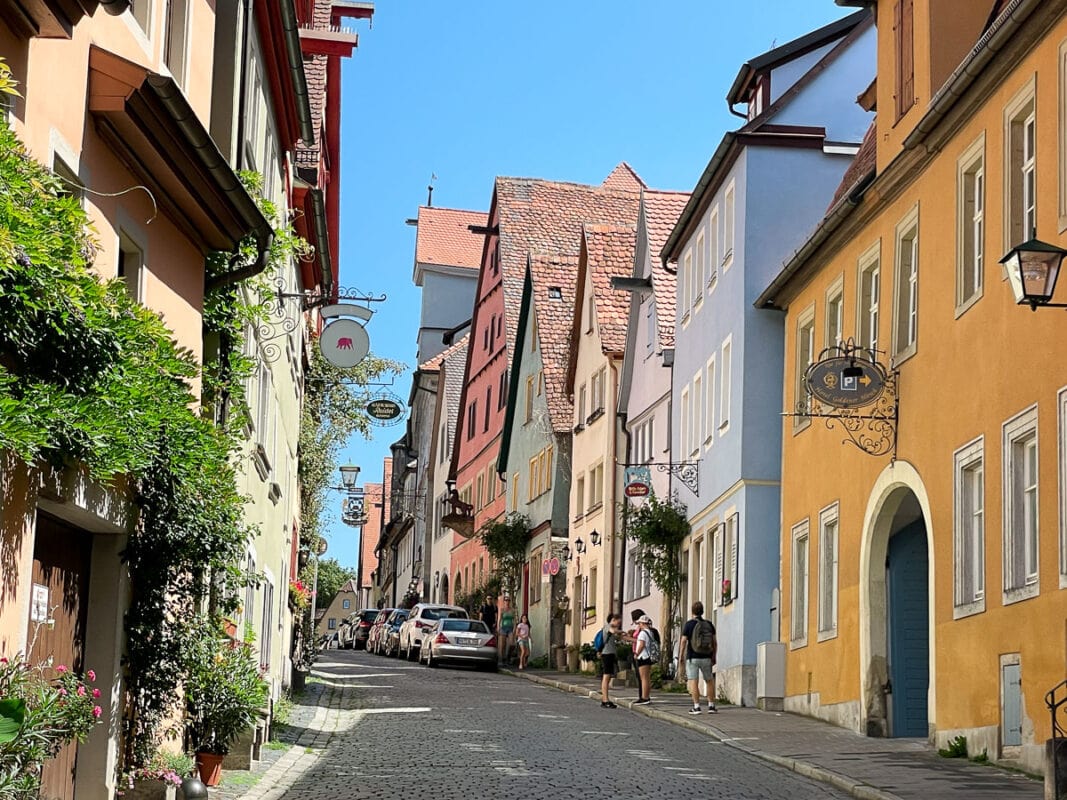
[690, 617, 715, 656]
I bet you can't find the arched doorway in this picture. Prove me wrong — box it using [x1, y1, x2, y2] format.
[859, 461, 935, 739]
[440, 573, 450, 605]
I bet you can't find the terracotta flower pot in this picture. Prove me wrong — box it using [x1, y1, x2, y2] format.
[196, 752, 224, 787]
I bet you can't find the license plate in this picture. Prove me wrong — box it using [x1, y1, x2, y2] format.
[460, 638, 479, 646]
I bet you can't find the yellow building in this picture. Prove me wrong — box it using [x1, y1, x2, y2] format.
[757, 0, 1067, 775]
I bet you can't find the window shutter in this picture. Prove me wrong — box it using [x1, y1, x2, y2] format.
[712, 524, 724, 609]
[896, 0, 915, 119]
[728, 513, 739, 601]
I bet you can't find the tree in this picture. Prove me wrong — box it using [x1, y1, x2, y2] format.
[477, 514, 529, 600]
[626, 493, 690, 678]
[313, 559, 359, 610]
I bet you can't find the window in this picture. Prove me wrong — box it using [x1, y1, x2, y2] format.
[723, 183, 735, 268]
[575, 476, 585, 520]
[694, 229, 705, 308]
[527, 457, 538, 502]
[511, 472, 519, 512]
[723, 512, 738, 604]
[537, 370, 544, 396]
[327, 618, 336, 630]
[954, 437, 985, 616]
[817, 505, 839, 637]
[894, 0, 915, 120]
[530, 551, 543, 604]
[826, 279, 844, 347]
[695, 537, 706, 607]
[491, 242, 500, 276]
[589, 463, 604, 511]
[499, 370, 508, 410]
[52, 156, 84, 206]
[163, 0, 189, 87]
[691, 372, 703, 458]
[705, 355, 716, 446]
[531, 313, 538, 351]
[645, 297, 655, 354]
[957, 136, 985, 312]
[682, 249, 692, 320]
[680, 387, 690, 462]
[708, 207, 720, 288]
[243, 58, 261, 169]
[244, 553, 255, 629]
[795, 310, 815, 423]
[790, 521, 809, 646]
[524, 375, 534, 423]
[720, 339, 732, 431]
[1005, 83, 1037, 247]
[590, 368, 606, 417]
[466, 401, 476, 440]
[440, 422, 449, 464]
[117, 233, 145, 303]
[260, 578, 273, 668]
[476, 474, 484, 511]
[484, 386, 491, 432]
[576, 384, 587, 430]
[486, 466, 496, 502]
[1003, 406, 1039, 599]
[893, 209, 919, 361]
[544, 445, 553, 492]
[131, 0, 152, 32]
[857, 245, 881, 353]
[342, 599, 351, 610]
[634, 417, 654, 464]
[711, 523, 723, 609]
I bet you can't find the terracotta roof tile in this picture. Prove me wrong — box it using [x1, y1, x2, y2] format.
[642, 191, 691, 349]
[440, 335, 469, 454]
[415, 206, 486, 270]
[601, 162, 647, 192]
[828, 121, 876, 211]
[419, 332, 470, 372]
[584, 224, 639, 354]
[528, 252, 581, 433]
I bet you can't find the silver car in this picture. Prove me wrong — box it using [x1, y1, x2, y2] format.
[419, 618, 497, 671]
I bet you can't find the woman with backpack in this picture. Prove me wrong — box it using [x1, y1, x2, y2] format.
[632, 615, 657, 705]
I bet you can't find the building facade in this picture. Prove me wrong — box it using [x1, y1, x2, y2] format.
[756, 0, 1065, 774]
[662, 9, 875, 706]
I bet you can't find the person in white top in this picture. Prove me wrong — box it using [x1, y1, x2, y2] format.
[515, 614, 531, 670]
[632, 615, 655, 705]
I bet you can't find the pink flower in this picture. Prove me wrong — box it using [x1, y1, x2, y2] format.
[77, 685, 86, 696]
[0, 657, 8, 664]
[87, 669, 96, 682]
[92, 706, 102, 718]
[58, 688, 67, 696]
[56, 664, 67, 674]
[92, 688, 101, 698]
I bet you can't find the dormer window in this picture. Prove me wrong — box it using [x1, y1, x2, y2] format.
[748, 75, 768, 120]
[548, 286, 562, 299]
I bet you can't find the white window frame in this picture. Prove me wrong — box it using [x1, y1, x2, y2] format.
[892, 205, 920, 364]
[1003, 405, 1039, 603]
[794, 307, 815, 430]
[817, 503, 839, 640]
[163, 0, 190, 88]
[790, 520, 809, 648]
[645, 296, 655, 355]
[691, 370, 703, 458]
[857, 241, 881, 355]
[825, 275, 844, 348]
[1004, 76, 1037, 250]
[681, 249, 693, 324]
[956, 134, 986, 316]
[694, 228, 706, 311]
[708, 206, 720, 290]
[704, 354, 716, 448]
[1059, 41, 1067, 232]
[723, 181, 736, 270]
[953, 436, 986, 618]
[680, 386, 691, 463]
[719, 336, 732, 434]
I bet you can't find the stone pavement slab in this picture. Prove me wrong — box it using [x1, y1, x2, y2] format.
[505, 668, 1043, 800]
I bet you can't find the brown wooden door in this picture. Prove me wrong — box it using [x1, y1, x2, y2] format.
[27, 512, 92, 800]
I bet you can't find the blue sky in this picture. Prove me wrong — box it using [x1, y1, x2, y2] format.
[322, 1, 855, 570]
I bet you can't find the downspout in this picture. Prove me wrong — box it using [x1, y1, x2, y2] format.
[206, 231, 275, 292]
[391, 543, 399, 607]
[325, 54, 343, 287]
[727, 99, 748, 120]
[608, 359, 621, 618]
[617, 410, 631, 620]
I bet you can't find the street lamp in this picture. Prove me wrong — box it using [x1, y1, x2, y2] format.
[1000, 232, 1067, 310]
[339, 464, 361, 490]
[575, 537, 586, 555]
[561, 544, 572, 562]
[589, 529, 601, 547]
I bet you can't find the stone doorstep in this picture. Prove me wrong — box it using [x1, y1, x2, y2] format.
[503, 668, 1016, 800]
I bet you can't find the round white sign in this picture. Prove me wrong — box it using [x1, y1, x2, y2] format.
[320, 318, 370, 368]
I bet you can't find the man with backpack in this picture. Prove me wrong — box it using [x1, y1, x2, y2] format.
[678, 601, 717, 714]
[594, 613, 622, 708]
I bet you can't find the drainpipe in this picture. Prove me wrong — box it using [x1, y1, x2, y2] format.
[325, 54, 343, 286]
[617, 410, 631, 620]
[608, 359, 621, 617]
[391, 543, 399, 607]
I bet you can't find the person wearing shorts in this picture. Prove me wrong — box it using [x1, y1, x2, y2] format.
[516, 614, 531, 670]
[678, 601, 717, 714]
[598, 614, 622, 708]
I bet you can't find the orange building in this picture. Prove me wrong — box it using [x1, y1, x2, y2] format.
[757, 0, 1067, 776]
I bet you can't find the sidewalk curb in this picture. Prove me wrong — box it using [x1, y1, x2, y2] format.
[502, 669, 900, 800]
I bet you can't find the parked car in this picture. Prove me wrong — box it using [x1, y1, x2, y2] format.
[347, 608, 380, 650]
[381, 609, 409, 658]
[336, 618, 355, 649]
[418, 618, 497, 670]
[367, 608, 397, 655]
[399, 604, 469, 661]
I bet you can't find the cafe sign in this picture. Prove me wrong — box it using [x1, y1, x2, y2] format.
[365, 391, 406, 427]
[804, 357, 886, 410]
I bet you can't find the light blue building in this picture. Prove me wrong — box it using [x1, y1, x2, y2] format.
[662, 10, 875, 705]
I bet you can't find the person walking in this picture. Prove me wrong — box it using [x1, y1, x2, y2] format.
[516, 613, 531, 670]
[632, 615, 656, 704]
[597, 613, 622, 709]
[678, 601, 717, 714]
[480, 595, 498, 634]
[499, 598, 515, 665]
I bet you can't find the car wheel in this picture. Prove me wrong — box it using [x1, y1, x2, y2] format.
[428, 653, 438, 668]
[407, 643, 416, 662]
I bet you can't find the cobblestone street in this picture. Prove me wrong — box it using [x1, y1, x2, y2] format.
[221, 649, 849, 800]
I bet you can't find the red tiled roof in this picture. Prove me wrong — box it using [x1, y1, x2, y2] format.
[642, 191, 691, 349]
[828, 121, 876, 211]
[601, 162, 647, 192]
[584, 224, 639, 355]
[419, 332, 470, 372]
[529, 251, 581, 433]
[295, 0, 332, 165]
[415, 206, 486, 270]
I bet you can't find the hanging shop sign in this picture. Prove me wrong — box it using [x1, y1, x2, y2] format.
[624, 466, 652, 498]
[804, 356, 886, 410]
[365, 390, 407, 427]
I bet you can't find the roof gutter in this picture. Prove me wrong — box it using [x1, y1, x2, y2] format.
[279, 0, 316, 144]
[755, 169, 875, 310]
[309, 187, 333, 293]
[903, 0, 1034, 150]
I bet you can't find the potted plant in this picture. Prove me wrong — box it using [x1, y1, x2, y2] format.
[121, 750, 194, 800]
[184, 621, 268, 787]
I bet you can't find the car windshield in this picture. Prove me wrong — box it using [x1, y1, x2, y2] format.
[390, 612, 409, 624]
[441, 620, 489, 633]
[422, 607, 468, 621]
[360, 610, 379, 622]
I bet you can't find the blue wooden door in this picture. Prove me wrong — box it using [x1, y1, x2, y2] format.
[1002, 663, 1022, 746]
[887, 520, 929, 738]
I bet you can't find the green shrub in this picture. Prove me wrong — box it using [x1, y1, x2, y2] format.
[938, 735, 968, 759]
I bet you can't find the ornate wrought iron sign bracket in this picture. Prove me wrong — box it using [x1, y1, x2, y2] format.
[783, 339, 900, 458]
[623, 461, 700, 496]
[271, 277, 387, 313]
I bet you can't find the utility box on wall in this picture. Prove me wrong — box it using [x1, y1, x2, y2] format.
[757, 641, 785, 711]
